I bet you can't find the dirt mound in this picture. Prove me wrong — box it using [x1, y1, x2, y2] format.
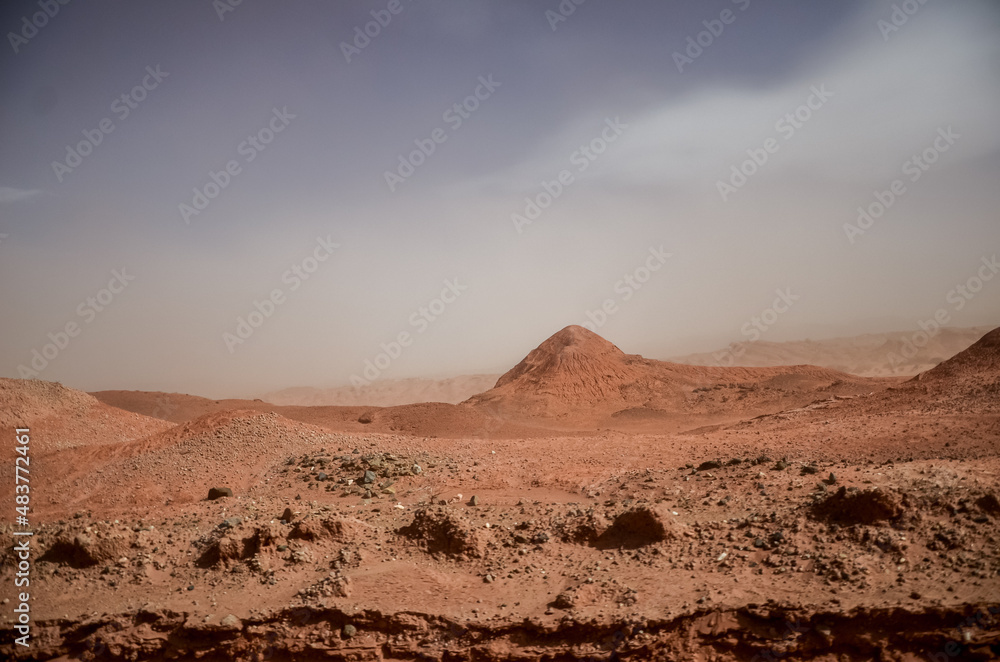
[398, 507, 488, 558]
[39, 523, 137, 569]
[919, 326, 1000, 384]
[196, 520, 286, 569]
[91, 389, 272, 423]
[23, 409, 344, 519]
[595, 503, 683, 549]
[0, 378, 171, 451]
[260, 374, 501, 407]
[812, 487, 905, 525]
[288, 516, 371, 543]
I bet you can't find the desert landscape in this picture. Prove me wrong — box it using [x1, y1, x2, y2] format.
[1, 324, 998, 660]
[3, 2, 1000, 660]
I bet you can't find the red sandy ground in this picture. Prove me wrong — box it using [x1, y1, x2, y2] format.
[1, 326, 998, 661]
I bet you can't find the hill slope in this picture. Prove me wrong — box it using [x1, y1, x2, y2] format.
[464, 326, 890, 426]
[670, 326, 992, 376]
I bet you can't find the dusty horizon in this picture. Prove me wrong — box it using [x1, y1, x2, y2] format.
[2, 0, 1000, 396]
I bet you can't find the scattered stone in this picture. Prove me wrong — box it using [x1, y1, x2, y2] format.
[531, 532, 550, 544]
[317, 472, 328, 482]
[362, 471, 376, 485]
[469, 495, 479, 507]
[773, 460, 790, 471]
[219, 517, 242, 530]
[207, 487, 233, 500]
[281, 507, 294, 523]
[484, 574, 495, 583]
[801, 465, 819, 475]
[412, 463, 422, 475]
[825, 473, 838, 485]
[342, 624, 357, 639]
[697, 460, 722, 471]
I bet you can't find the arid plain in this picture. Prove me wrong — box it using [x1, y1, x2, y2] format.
[2, 325, 998, 661]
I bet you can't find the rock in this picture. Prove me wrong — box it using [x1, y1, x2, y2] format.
[411, 463, 422, 475]
[975, 493, 1000, 516]
[596, 504, 683, 549]
[697, 460, 722, 471]
[281, 507, 294, 522]
[825, 473, 838, 485]
[342, 624, 357, 639]
[484, 574, 495, 583]
[382, 486, 396, 495]
[207, 487, 233, 500]
[801, 465, 819, 475]
[219, 517, 242, 530]
[531, 532, 550, 544]
[358, 412, 373, 424]
[553, 591, 575, 609]
[362, 470, 376, 485]
[812, 487, 903, 525]
[469, 495, 479, 507]
[317, 472, 328, 482]
[773, 460, 790, 471]
[220, 614, 241, 630]
[277, 544, 288, 552]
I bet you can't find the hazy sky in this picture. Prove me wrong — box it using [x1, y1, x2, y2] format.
[2, 0, 999, 397]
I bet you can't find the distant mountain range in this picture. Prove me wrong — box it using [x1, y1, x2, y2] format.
[255, 327, 992, 407]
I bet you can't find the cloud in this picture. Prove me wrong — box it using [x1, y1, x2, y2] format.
[480, 2, 1000, 193]
[0, 187, 42, 203]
